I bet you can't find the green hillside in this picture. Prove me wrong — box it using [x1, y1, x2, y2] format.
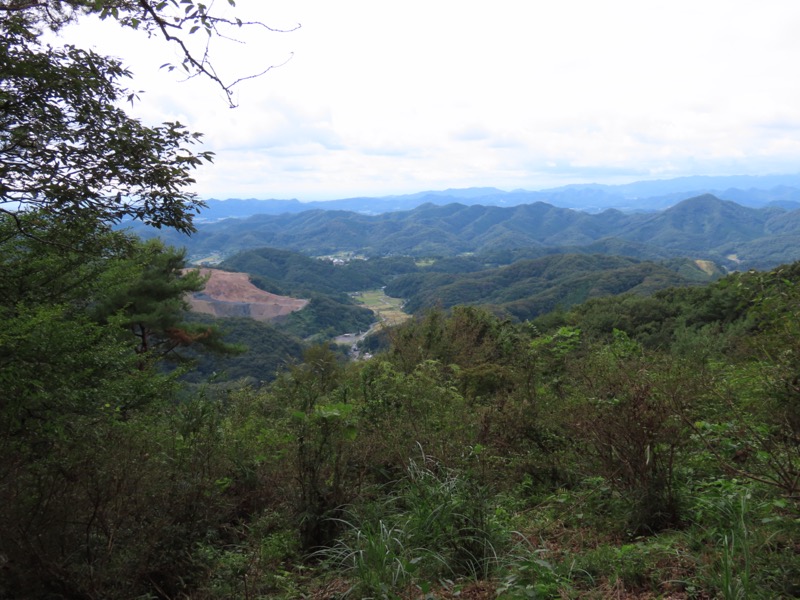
[618, 194, 786, 250]
[273, 293, 375, 340]
[181, 315, 305, 383]
[135, 195, 800, 270]
[387, 254, 720, 317]
[220, 248, 418, 294]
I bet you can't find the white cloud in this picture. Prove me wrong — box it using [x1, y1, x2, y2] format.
[56, 0, 800, 199]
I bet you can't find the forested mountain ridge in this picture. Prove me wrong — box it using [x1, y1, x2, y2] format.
[194, 174, 800, 219]
[138, 194, 800, 270]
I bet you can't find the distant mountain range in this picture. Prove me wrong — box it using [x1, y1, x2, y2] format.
[195, 174, 800, 220]
[137, 193, 800, 271]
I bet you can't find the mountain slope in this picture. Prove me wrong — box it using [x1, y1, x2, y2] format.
[219, 249, 418, 295]
[385, 254, 718, 318]
[136, 195, 800, 270]
[618, 194, 785, 250]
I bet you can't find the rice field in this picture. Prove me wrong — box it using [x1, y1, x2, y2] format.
[352, 289, 410, 326]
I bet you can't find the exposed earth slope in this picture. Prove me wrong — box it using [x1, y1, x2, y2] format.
[187, 268, 308, 321]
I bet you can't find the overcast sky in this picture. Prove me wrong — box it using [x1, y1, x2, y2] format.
[60, 1, 800, 200]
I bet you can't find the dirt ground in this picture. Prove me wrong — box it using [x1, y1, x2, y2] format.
[186, 268, 308, 321]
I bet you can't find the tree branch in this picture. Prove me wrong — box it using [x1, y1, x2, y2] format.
[133, 0, 298, 107]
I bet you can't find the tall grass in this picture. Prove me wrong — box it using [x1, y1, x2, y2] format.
[717, 493, 753, 600]
[315, 449, 508, 596]
[400, 451, 506, 580]
[693, 485, 760, 599]
[315, 513, 421, 598]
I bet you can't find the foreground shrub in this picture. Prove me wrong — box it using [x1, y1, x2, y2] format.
[317, 449, 509, 596]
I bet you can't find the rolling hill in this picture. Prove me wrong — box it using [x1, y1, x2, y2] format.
[386, 254, 719, 319]
[139, 194, 800, 270]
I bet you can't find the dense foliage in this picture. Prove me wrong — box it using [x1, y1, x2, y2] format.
[0, 214, 238, 598]
[8, 238, 800, 596]
[273, 293, 375, 340]
[180, 314, 305, 384]
[0, 2, 279, 597]
[387, 253, 718, 317]
[1, 5, 212, 234]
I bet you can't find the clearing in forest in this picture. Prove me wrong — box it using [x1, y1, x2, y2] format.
[186, 268, 308, 321]
[352, 289, 409, 327]
[694, 259, 718, 275]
